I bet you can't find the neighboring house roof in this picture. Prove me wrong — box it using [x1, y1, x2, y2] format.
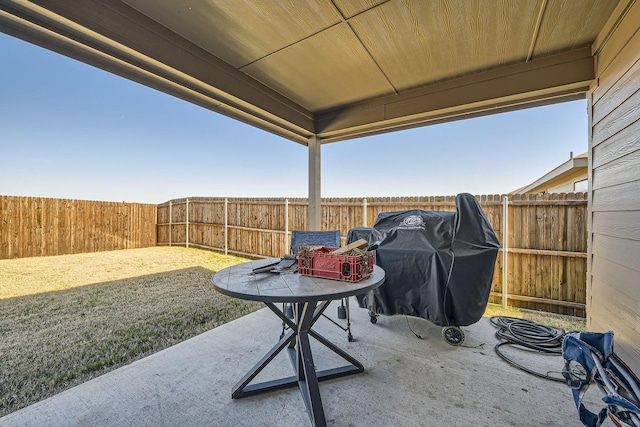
[512, 152, 588, 194]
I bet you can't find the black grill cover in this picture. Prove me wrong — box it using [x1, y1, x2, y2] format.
[356, 193, 500, 327]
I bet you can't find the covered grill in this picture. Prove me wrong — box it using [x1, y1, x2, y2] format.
[354, 193, 500, 345]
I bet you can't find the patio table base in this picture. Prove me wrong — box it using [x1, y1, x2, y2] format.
[231, 300, 364, 427]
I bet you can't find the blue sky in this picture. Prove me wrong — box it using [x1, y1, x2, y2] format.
[0, 32, 588, 204]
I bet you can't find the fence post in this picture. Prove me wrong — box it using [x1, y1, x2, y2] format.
[169, 200, 172, 247]
[502, 195, 509, 308]
[362, 197, 368, 227]
[224, 198, 228, 256]
[185, 198, 189, 248]
[284, 198, 289, 253]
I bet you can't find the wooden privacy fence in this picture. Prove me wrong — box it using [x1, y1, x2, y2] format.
[0, 196, 157, 259]
[157, 193, 588, 317]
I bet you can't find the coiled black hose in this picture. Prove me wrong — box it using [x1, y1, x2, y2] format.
[490, 316, 567, 382]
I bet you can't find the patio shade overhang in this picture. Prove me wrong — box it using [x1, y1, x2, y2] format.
[0, 0, 624, 230]
[0, 0, 620, 146]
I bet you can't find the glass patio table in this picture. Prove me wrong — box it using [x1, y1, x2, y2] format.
[211, 258, 385, 427]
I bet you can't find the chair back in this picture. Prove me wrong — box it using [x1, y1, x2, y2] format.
[290, 230, 341, 254]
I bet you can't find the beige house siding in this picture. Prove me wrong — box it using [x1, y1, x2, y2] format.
[527, 168, 587, 194]
[512, 153, 587, 194]
[588, 0, 640, 373]
[537, 168, 588, 193]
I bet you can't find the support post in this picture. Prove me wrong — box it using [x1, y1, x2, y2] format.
[502, 195, 509, 308]
[362, 198, 368, 227]
[284, 198, 289, 253]
[308, 136, 321, 231]
[185, 198, 189, 248]
[224, 198, 228, 256]
[169, 200, 172, 247]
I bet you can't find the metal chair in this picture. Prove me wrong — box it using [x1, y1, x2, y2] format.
[290, 230, 341, 255]
[282, 230, 354, 341]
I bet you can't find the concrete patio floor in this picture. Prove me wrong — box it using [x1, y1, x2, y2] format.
[0, 300, 608, 427]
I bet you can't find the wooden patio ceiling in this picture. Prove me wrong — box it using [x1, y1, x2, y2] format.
[0, 0, 621, 145]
